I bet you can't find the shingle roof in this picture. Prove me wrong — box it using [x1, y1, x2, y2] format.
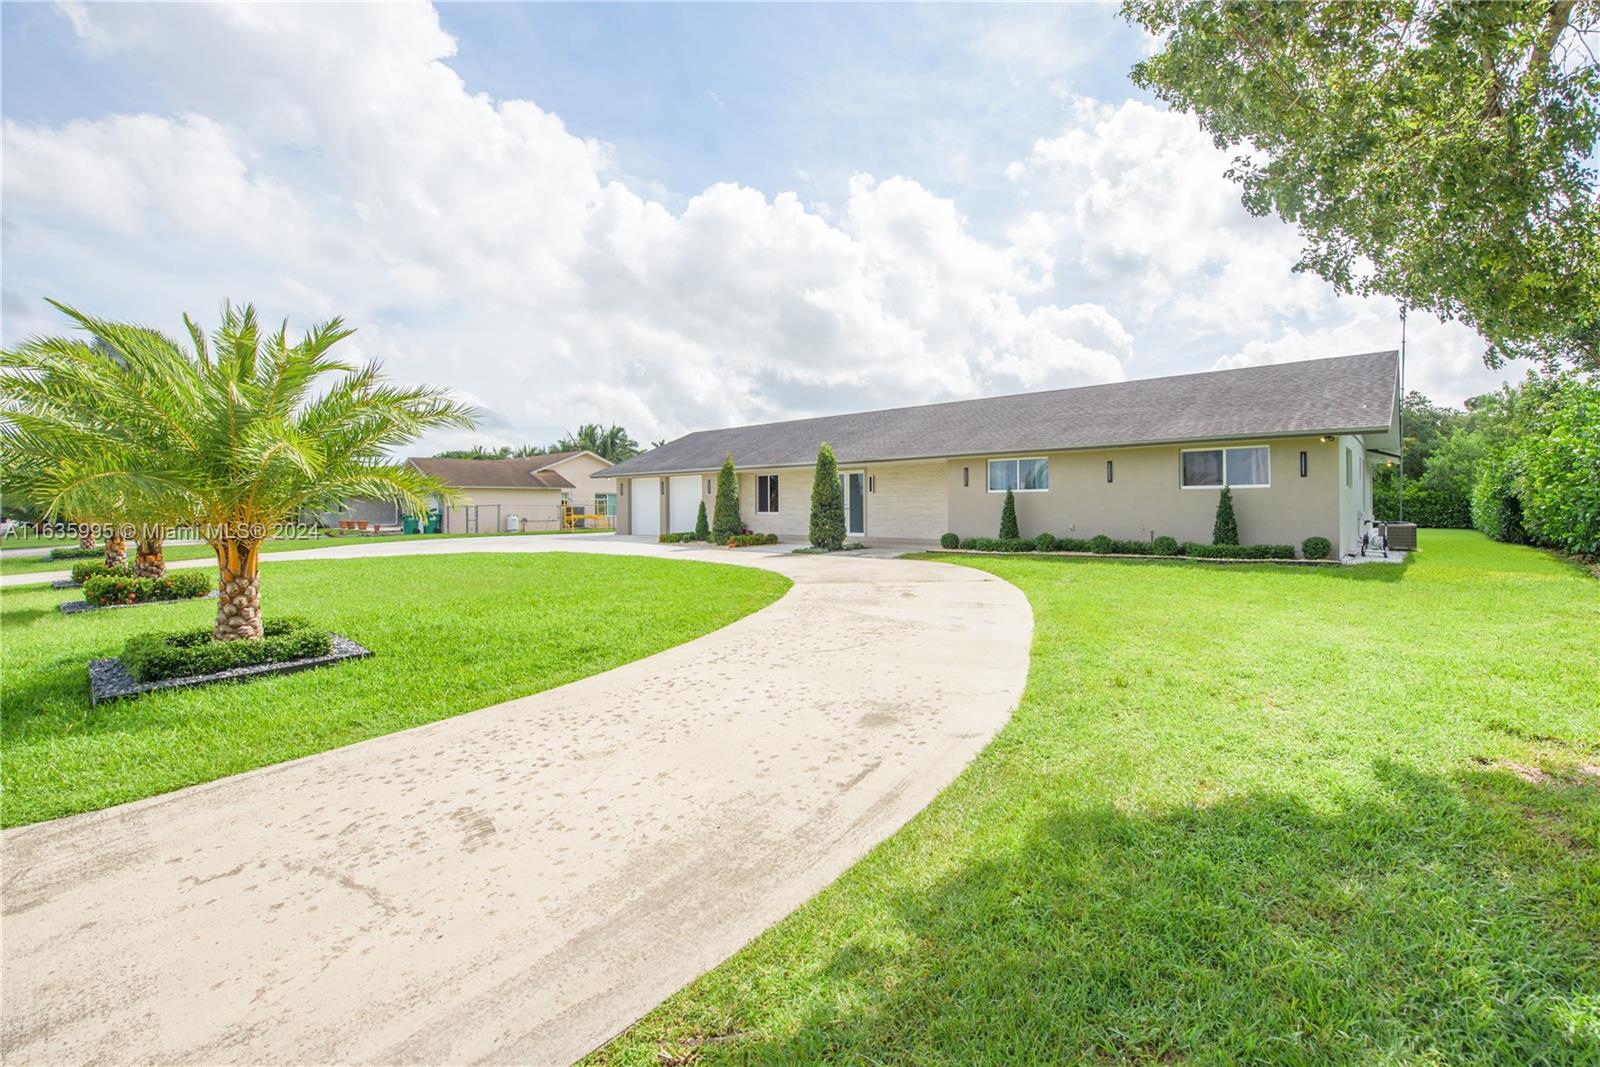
[408, 457, 575, 490]
[600, 351, 1399, 477]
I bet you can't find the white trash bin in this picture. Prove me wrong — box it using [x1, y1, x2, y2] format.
[505, 513, 521, 532]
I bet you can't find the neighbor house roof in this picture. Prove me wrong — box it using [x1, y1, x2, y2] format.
[527, 449, 603, 472]
[598, 350, 1400, 478]
[408, 457, 575, 490]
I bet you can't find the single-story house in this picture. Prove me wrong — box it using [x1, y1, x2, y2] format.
[596, 351, 1401, 558]
[409, 451, 616, 533]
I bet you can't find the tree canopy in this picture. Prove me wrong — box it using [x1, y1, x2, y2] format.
[1124, 0, 1600, 371]
[432, 423, 641, 464]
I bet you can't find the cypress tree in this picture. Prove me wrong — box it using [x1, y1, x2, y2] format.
[693, 499, 710, 541]
[712, 453, 741, 541]
[809, 442, 845, 550]
[999, 488, 1020, 540]
[1213, 486, 1239, 545]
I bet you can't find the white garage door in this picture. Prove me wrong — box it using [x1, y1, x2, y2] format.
[668, 476, 701, 534]
[632, 478, 661, 536]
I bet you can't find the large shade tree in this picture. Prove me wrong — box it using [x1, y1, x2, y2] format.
[1123, 0, 1600, 371]
[1, 301, 475, 640]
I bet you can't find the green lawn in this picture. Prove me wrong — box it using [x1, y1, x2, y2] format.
[594, 531, 1600, 1065]
[0, 527, 609, 576]
[1, 552, 789, 827]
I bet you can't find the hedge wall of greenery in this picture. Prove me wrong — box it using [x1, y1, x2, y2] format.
[121, 616, 333, 682]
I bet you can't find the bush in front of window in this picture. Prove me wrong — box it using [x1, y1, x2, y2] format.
[998, 488, 1020, 540]
[809, 442, 846, 551]
[1213, 486, 1240, 545]
[1151, 535, 1181, 556]
[1033, 532, 1057, 551]
[694, 501, 710, 541]
[940, 532, 960, 549]
[1089, 534, 1114, 554]
[1301, 536, 1333, 560]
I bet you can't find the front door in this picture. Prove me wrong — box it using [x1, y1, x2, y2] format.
[840, 470, 866, 538]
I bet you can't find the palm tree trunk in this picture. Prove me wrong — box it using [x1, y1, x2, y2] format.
[77, 522, 97, 551]
[213, 539, 262, 641]
[135, 533, 166, 578]
[103, 534, 127, 568]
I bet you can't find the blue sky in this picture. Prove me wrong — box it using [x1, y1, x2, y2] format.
[1, 2, 1508, 450]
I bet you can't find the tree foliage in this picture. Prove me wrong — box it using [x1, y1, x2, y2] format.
[809, 443, 845, 550]
[434, 423, 640, 463]
[694, 499, 710, 541]
[712, 453, 741, 542]
[1124, 0, 1600, 371]
[0, 300, 475, 637]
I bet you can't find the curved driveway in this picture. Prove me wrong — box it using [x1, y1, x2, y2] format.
[2, 537, 1031, 1065]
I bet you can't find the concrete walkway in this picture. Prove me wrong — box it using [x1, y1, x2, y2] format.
[1, 537, 1030, 1065]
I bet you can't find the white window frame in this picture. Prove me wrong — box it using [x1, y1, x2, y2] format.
[1180, 446, 1271, 490]
[987, 456, 1050, 493]
[756, 473, 780, 514]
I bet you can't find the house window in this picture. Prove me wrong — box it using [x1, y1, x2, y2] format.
[1181, 446, 1270, 488]
[757, 474, 779, 514]
[594, 493, 617, 516]
[1345, 448, 1353, 487]
[987, 457, 1049, 493]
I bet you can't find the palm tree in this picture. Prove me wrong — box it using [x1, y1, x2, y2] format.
[553, 423, 639, 463]
[1, 300, 475, 640]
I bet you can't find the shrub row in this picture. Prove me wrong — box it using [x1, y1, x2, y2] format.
[121, 615, 333, 683]
[726, 533, 780, 547]
[944, 531, 1312, 561]
[49, 546, 103, 561]
[71, 560, 133, 584]
[83, 569, 213, 606]
[657, 532, 704, 543]
[1182, 542, 1296, 560]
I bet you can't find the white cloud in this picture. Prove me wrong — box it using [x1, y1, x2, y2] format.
[1, 1, 1132, 453]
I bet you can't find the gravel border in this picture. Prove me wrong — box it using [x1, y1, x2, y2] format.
[60, 592, 217, 615]
[88, 634, 372, 705]
[51, 579, 82, 590]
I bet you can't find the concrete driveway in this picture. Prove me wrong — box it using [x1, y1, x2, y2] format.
[1, 538, 1030, 1065]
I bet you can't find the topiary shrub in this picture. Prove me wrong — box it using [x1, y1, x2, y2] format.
[1034, 532, 1057, 552]
[712, 453, 742, 542]
[1089, 534, 1114, 554]
[72, 560, 132, 584]
[1213, 486, 1239, 545]
[120, 615, 333, 683]
[1301, 536, 1332, 560]
[82, 569, 213, 606]
[694, 500, 710, 541]
[940, 532, 960, 549]
[1151, 535, 1181, 556]
[999, 488, 1020, 540]
[809, 443, 845, 550]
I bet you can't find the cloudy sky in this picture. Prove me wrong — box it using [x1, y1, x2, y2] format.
[2, 2, 1514, 453]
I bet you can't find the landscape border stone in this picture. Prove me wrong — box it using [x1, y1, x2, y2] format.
[60, 591, 218, 615]
[88, 634, 372, 705]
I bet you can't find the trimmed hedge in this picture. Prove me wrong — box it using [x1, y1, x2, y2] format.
[82, 569, 213, 606]
[120, 616, 333, 683]
[658, 532, 698, 543]
[1302, 536, 1333, 560]
[959, 537, 978, 550]
[1183, 542, 1296, 560]
[969, 537, 1035, 552]
[940, 532, 960, 549]
[71, 560, 132, 584]
[726, 533, 780, 547]
[49, 546, 103, 561]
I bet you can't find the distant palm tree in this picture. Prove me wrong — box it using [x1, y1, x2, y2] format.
[2, 300, 475, 640]
[433, 444, 512, 459]
[553, 423, 639, 462]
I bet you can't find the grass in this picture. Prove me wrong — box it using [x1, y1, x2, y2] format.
[0, 527, 608, 576]
[593, 531, 1600, 1065]
[1, 552, 788, 827]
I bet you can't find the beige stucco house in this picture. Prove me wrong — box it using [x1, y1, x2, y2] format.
[408, 451, 615, 533]
[597, 351, 1401, 558]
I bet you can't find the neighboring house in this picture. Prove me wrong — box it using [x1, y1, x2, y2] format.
[597, 351, 1400, 558]
[405, 451, 612, 533]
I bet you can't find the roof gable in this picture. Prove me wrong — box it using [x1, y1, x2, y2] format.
[408, 457, 575, 489]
